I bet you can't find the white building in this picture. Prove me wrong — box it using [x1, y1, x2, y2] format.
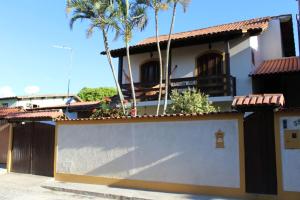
[0, 94, 82, 109]
[105, 14, 297, 114]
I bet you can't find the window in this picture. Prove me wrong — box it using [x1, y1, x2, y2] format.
[251, 49, 256, 66]
[1, 103, 8, 108]
[197, 53, 224, 76]
[140, 61, 160, 86]
[32, 104, 39, 108]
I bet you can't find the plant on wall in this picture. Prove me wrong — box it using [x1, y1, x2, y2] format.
[90, 97, 131, 118]
[167, 89, 218, 114]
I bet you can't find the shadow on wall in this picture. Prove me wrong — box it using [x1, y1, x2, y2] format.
[230, 41, 253, 97]
[58, 120, 240, 191]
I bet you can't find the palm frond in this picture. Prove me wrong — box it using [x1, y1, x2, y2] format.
[69, 13, 91, 29]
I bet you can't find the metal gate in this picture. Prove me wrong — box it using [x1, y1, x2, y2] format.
[244, 111, 277, 194]
[11, 122, 55, 177]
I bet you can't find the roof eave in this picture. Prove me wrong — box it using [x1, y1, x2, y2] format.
[103, 29, 258, 58]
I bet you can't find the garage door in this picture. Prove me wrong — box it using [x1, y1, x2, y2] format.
[12, 122, 55, 177]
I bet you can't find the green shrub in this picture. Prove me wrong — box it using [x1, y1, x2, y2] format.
[167, 89, 218, 114]
[90, 98, 131, 118]
[78, 87, 117, 102]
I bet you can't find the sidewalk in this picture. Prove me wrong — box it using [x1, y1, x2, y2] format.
[0, 164, 6, 175]
[42, 179, 244, 200]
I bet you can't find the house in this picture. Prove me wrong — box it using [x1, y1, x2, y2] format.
[0, 94, 82, 109]
[30, 101, 101, 119]
[104, 14, 298, 114]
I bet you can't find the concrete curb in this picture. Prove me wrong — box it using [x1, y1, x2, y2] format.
[42, 185, 152, 200]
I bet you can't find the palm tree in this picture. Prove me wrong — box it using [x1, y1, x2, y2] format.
[66, 0, 127, 114]
[115, 0, 148, 116]
[163, 0, 190, 114]
[135, 0, 168, 116]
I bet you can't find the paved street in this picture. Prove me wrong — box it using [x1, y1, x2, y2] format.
[0, 173, 107, 200]
[0, 173, 246, 200]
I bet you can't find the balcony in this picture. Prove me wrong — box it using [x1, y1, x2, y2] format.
[121, 75, 236, 101]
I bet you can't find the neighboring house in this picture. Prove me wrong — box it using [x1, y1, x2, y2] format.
[31, 101, 101, 119]
[0, 94, 82, 109]
[105, 14, 297, 114]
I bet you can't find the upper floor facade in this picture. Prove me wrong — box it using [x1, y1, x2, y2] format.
[106, 14, 295, 110]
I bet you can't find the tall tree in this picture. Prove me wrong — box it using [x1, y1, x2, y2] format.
[78, 87, 117, 101]
[163, 0, 190, 114]
[66, 0, 126, 114]
[115, 0, 148, 116]
[135, 0, 168, 116]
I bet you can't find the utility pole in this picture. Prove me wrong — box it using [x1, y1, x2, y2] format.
[52, 45, 73, 101]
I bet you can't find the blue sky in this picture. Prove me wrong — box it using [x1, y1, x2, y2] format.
[0, 0, 298, 97]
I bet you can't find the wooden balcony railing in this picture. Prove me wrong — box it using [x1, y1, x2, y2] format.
[121, 75, 236, 101]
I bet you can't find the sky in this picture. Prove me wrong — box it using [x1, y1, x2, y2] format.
[0, 0, 298, 97]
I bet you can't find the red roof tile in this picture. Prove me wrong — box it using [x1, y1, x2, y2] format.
[57, 111, 240, 122]
[106, 15, 278, 57]
[0, 107, 23, 118]
[138, 17, 270, 45]
[5, 110, 64, 121]
[251, 57, 300, 76]
[232, 94, 285, 109]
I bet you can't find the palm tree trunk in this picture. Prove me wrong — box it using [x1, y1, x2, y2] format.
[102, 29, 126, 114]
[125, 40, 137, 116]
[155, 10, 163, 116]
[163, 3, 177, 114]
[123, 0, 137, 117]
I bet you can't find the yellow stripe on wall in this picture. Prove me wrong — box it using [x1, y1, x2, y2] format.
[55, 173, 245, 197]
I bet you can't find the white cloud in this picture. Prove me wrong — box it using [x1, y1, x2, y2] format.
[24, 86, 40, 95]
[0, 86, 15, 97]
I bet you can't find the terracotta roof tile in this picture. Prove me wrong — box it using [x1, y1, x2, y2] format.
[106, 15, 277, 57]
[138, 16, 270, 45]
[0, 107, 23, 118]
[251, 57, 300, 76]
[232, 94, 285, 110]
[56, 111, 240, 122]
[5, 110, 64, 121]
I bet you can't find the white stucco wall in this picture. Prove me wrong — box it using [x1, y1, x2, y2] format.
[279, 116, 300, 192]
[15, 97, 77, 108]
[230, 38, 253, 96]
[57, 119, 242, 188]
[258, 19, 283, 62]
[250, 18, 283, 72]
[0, 97, 78, 109]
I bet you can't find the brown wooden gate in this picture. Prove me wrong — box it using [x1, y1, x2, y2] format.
[244, 111, 277, 195]
[12, 122, 55, 177]
[0, 124, 10, 164]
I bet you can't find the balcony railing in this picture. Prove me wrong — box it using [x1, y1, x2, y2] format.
[121, 75, 236, 101]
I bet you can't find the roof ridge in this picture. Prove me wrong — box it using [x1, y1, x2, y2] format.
[56, 111, 239, 122]
[21, 109, 62, 113]
[138, 15, 273, 44]
[263, 56, 299, 62]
